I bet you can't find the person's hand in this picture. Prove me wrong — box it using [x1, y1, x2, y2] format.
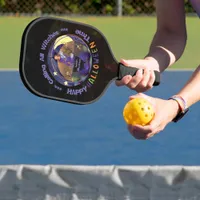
[115, 58, 160, 92]
[127, 93, 180, 140]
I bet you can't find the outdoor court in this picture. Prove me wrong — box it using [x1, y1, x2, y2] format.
[0, 16, 199, 166]
[0, 69, 200, 166]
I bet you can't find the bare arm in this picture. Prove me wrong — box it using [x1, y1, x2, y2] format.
[145, 0, 187, 72]
[175, 65, 200, 108]
[116, 0, 187, 91]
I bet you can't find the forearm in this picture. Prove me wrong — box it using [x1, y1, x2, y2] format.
[144, 0, 187, 72]
[176, 65, 200, 108]
[145, 30, 187, 72]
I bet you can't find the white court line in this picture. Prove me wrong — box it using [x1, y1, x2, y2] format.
[0, 68, 19, 71]
[166, 68, 194, 71]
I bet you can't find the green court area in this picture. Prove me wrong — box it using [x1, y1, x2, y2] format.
[0, 16, 199, 69]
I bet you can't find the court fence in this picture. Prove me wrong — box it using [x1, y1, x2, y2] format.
[0, 0, 195, 16]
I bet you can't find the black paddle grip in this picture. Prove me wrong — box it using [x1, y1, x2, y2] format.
[117, 63, 160, 86]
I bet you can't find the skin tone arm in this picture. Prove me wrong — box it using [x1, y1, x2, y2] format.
[176, 65, 200, 108]
[145, 0, 187, 72]
[116, 0, 187, 91]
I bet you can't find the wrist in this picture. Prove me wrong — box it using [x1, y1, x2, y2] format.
[167, 99, 181, 120]
[168, 95, 189, 122]
[144, 56, 160, 72]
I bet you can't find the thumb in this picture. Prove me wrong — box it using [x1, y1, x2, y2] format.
[120, 58, 145, 68]
[144, 112, 165, 139]
[120, 59, 129, 66]
[129, 93, 146, 100]
[148, 110, 163, 131]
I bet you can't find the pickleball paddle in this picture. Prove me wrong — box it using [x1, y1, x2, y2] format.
[19, 17, 160, 105]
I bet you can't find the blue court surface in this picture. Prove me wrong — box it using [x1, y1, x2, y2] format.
[0, 70, 199, 165]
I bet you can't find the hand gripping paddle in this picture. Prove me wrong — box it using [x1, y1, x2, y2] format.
[19, 17, 160, 105]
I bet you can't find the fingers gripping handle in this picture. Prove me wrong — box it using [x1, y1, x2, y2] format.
[117, 63, 160, 86]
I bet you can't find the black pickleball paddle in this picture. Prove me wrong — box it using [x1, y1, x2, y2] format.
[19, 17, 160, 105]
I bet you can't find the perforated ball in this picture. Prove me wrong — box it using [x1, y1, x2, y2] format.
[123, 97, 155, 126]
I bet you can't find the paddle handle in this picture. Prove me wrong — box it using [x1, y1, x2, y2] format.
[117, 63, 160, 86]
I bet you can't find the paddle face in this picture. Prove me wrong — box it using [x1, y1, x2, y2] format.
[20, 17, 118, 105]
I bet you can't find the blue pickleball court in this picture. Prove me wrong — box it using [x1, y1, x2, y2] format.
[0, 70, 199, 166]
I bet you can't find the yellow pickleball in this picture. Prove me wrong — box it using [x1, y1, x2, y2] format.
[123, 97, 155, 126]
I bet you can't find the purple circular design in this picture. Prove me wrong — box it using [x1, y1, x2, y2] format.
[47, 34, 92, 87]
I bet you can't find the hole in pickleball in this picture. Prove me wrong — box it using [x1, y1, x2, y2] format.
[141, 108, 144, 111]
[145, 114, 148, 117]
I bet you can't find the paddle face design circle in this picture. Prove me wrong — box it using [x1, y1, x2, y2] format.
[48, 34, 93, 87]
